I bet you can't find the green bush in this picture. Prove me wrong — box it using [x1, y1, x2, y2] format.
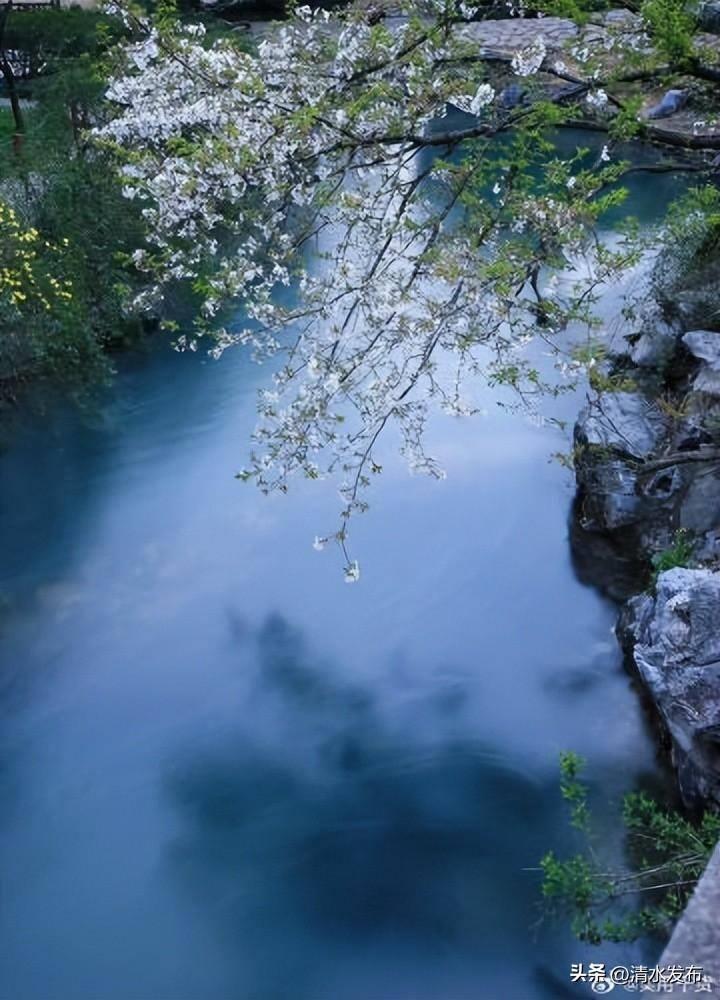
[541, 752, 719, 944]
[0, 10, 146, 396]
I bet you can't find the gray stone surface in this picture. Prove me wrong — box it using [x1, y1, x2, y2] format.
[683, 330, 720, 395]
[684, 330, 720, 367]
[662, 840, 720, 993]
[680, 467, 720, 532]
[573, 394, 677, 550]
[696, 0, 720, 33]
[618, 568, 720, 807]
[646, 89, 689, 120]
[573, 382, 720, 564]
[576, 392, 668, 460]
[456, 16, 578, 53]
[629, 322, 680, 368]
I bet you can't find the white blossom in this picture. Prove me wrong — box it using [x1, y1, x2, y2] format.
[94, 2, 645, 572]
[344, 561, 360, 583]
[585, 89, 608, 109]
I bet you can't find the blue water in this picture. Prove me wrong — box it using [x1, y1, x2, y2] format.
[0, 148, 688, 1000]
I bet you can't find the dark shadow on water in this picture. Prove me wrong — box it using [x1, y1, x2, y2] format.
[161, 613, 576, 998]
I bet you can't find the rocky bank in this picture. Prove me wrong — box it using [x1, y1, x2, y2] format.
[572, 245, 720, 809]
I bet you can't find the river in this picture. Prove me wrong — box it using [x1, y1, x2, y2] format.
[0, 144, 690, 999]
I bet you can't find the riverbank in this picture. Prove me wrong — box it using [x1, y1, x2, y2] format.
[571, 221, 720, 980]
[2, 3, 719, 989]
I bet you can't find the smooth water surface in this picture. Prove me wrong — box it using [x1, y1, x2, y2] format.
[0, 160, 688, 1000]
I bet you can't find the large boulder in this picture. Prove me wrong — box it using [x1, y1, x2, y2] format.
[628, 320, 681, 369]
[574, 392, 673, 544]
[696, 0, 720, 32]
[572, 388, 720, 596]
[575, 391, 668, 460]
[618, 568, 720, 807]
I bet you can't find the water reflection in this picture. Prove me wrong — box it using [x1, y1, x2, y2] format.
[0, 151, 673, 995]
[155, 613, 650, 1000]
[163, 613, 564, 998]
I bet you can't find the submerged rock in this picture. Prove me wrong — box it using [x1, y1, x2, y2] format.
[618, 568, 720, 807]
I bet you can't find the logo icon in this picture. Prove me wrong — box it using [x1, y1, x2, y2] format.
[591, 978, 616, 994]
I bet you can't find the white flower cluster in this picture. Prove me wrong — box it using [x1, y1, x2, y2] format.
[585, 89, 608, 110]
[95, 2, 635, 568]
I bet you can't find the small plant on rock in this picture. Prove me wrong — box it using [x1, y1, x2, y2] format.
[540, 751, 720, 944]
[651, 528, 695, 583]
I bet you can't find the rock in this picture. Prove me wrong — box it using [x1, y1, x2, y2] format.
[576, 455, 645, 531]
[652, 235, 720, 331]
[572, 243, 720, 815]
[628, 319, 681, 369]
[661, 841, 720, 992]
[646, 89, 688, 120]
[683, 329, 720, 394]
[573, 393, 674, 555]
[695, 529, 720, 563]
[457, 17, 578, 53]
[680, 466, 720, 533]
[696, 0, 720, 32]
[499, 83, 524, 109]
[684, 329, 720, 365]
[617, 568, 720, 807]
[672, 414, 715, 453]
[569, 503, 651, 600]
[572, 386, 720, 580]
[575, 391, 668, 460]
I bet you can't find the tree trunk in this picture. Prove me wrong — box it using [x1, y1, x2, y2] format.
[1, 53, 26, 140]
[0, 3, 24, 146]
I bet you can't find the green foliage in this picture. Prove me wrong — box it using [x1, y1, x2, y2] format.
[651, 186, 720, 322]
[534, 0, 608, 23]
[608, 97, 645, 143]
[641, 0, 695, 63]
[0, 199, 90, 385]
[559, 750, 592, 832]
[541, 753, 719, 944]
[570, 339, 637, 392]
[650, 529, 694, 583]
[664, 185, 720, 257]
[2, 9, 128, 76]
[0, 9, 146, 396]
